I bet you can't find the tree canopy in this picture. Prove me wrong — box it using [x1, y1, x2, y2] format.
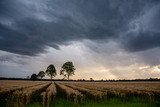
[60, 61, 75, 80]
[46, 64, 56, 82]
[30, 73, 37, 80]
[38, 71, 45, 80]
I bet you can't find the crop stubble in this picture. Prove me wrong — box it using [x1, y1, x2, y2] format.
[0, 80, 160, 107]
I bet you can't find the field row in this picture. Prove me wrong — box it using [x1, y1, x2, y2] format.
[0, 81, 52, 107]
[59, 82, 160, 101]
[0, 80, 48, 94]
[61, 82, 160, 100]
[0, 81, 160, 107]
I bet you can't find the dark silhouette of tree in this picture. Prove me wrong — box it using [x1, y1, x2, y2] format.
[62, 74, 67, 80]
[38, 71, 45, 80]
[46, 64, 56, 82]
[26, 76, 30, 79]
[60, 61, 75, 80]
[30, 73, 37, 80]
[90, 78, 94, 81]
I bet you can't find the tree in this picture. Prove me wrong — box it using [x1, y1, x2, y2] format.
[26, 76, 30, 79]
[30, 73, 37, 80]
[60, 61, 75, 80]
[62, 74, 67, 80]
[90, 78, 94, 81]
[46, 64, 56, 82]
[38, 71, 45, 80]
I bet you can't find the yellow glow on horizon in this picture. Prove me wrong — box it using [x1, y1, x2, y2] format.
[153, 66, 160, 72]
[139, 66, 150, 70]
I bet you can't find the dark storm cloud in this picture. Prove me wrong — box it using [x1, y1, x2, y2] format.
[0, 0, 159, 55]
[123, 31, 160, 52]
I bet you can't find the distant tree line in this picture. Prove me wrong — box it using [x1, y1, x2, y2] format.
[30, 61, 75, 81]
[1, 77, 160, 82]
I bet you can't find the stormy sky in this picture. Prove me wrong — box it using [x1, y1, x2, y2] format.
[0, 0, 160, 80]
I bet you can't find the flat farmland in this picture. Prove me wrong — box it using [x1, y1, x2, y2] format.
[0, 80, 160, 107]
[60, 81, 160, 92]
[0, 80, 48, 94]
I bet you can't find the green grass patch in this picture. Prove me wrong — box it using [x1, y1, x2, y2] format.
[53, 98, 76, 107]
[80, 98, 159, 107]
[25, 97, 160, 107]
[26, 102, 43, 107]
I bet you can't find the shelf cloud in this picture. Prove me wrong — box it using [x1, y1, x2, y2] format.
[0, 0, 160, 56]
[0, 0, 160, 79]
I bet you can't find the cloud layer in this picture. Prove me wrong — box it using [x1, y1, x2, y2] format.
[0, 0, 160, 79]
[0, 0, 160, 56]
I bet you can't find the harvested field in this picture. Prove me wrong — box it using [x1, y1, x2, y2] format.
[0, 80, 160, 107]
[41, 83, 57, 107]
[0, 80, 47, 94]
[63, 84, 105, 100]
[59, 81, 160, 92]
[55, 83, 84, 103]
[0, 80, 50, 107]
[59, 81, 160, 102]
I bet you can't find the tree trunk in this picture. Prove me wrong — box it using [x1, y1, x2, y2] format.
[51, 75, 52, 83]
